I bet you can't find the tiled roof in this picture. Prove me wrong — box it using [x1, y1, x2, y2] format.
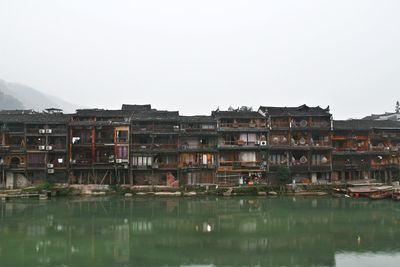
[259, 104, 331, 117]
[75, 109, 133, 117]
[0, 113, 70, 124]
[212, 110, 264, 119]
[121, 104, 152, 112]
[333, 119, 400, 130]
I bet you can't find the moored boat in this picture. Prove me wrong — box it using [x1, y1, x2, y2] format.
[348, 186, 377, 198]
[368, 186, 394, 200]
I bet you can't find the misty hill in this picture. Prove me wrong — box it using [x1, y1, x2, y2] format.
[0, 79, 78, 113]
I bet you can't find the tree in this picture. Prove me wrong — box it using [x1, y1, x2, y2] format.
[239, 106, 253, 112]
[276, 166, 291, 184]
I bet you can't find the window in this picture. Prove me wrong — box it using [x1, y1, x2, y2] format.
[132, 155, 153, 166]
[117, 146, 129, 159]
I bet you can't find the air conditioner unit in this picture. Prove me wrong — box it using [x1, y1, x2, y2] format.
[47, 163, 54, 168]
[116, 159, 123, 163]
[45, 129, 52, 134]
[46, 146, 53, 151]
[255, 140, 261, 145]
[173, 125, 180, 131]
[260, 141, 267, 146]
[121, 159, 129, 163]
[70, 159, 76, 164]
[38, 145, 46, 150]
[39, 129, 46, 134]
[47, 169, 55, 174]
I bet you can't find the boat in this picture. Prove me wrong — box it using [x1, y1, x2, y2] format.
[368, 186, 394, 200]
[348, 186, 378, 198]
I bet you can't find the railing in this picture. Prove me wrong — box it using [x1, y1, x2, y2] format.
[291, 140, 311, 147]
[26, 144, 46, 150]
[94, 156, 115, 164]
[131, 144, 178, 150]
[270, 121, 290, 128]
[310, 162, 331, 166]
[7, 127, 24, 133]
[219, 140, 265, 146]
[50, 144, 67, 150]
[309, 121, 330, 128]
[311, 140, 331, 147]
[132, 126, 178, 133]
[334, 147, 369, 152]
[370, 133, 400, 139]
[72, 140, 92, 145]
[50, 162, 67, 168]
[291, 120, 330, 128]
[157, 163, 178, 168]
[219, 122, 267, 128]
[180, 162, 215, 168]
[26, 128, 67, 134]
[370, 145, 399, 152]
[71, 159, 93, 165]
[116, 138, 129, 143]
[27, 163, 45, 168]
[51, 128, 68, 135]
[95, 138, 115, 144]
[180, 144, 217, 150]
[181, 127, 216, 132]
[270, 136, 290, 146]
[219, 160, 262, 167]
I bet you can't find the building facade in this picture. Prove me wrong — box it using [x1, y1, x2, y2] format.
[0, 104, 400, 188]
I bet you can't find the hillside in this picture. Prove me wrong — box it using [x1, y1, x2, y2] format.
[0, 79, 78, 113]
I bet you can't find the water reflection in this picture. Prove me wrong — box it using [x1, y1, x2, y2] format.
[0, 197, 400, 267]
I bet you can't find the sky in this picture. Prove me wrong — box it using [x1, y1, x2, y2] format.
[0, 0, 399, 119]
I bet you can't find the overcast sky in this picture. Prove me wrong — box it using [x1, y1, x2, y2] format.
[0, 0, 399, 119]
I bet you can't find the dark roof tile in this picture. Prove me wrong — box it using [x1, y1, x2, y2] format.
[259, 104, 331, 117]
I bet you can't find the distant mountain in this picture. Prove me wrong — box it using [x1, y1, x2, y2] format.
[0, 79, 78, 113]
[0, 89, 24, 109]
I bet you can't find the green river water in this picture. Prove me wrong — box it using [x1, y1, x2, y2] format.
[0, 196, 400, 267]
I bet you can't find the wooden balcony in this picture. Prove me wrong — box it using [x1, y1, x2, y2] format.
[218, 122, 267, 131]
[179, 162, 216, 169]
[131, 125, 179, 134]
[218, 140, 267, 149]
[131, 143, 178, 151]
[27, 162, 46, 168]
[179, 144, 217, 152]
[218, 160, 263, 171]
[270, 121, 290, 128]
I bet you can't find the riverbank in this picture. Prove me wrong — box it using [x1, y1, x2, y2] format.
[0, 182, 348, 200]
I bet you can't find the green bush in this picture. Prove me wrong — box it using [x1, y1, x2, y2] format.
[276, 166, 291, 184]
[38, 181, 55, 191]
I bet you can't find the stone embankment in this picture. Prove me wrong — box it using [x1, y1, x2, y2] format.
[0, 183, 346, 200]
